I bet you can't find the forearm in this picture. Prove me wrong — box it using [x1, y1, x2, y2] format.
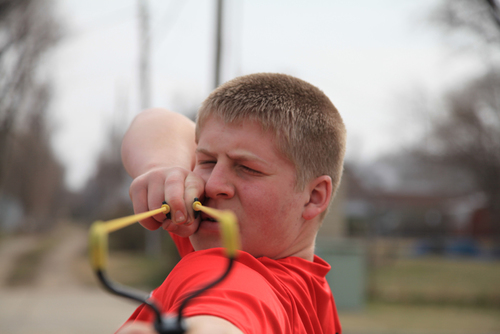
[121, 108, 197, 178]
[186, 316, 243, 334]
[118, 316, 243, 334]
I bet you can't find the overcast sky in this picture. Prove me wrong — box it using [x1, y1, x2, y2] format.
[50, 0, 483, 191]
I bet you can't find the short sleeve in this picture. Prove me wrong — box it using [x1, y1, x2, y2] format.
[152, 249, 291, 334]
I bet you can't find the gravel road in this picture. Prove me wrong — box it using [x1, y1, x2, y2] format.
[0, 223, 138, 334]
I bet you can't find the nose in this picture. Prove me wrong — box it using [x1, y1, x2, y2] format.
[204, 163, 235, 199]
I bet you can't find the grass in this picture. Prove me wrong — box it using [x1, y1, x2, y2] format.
[106, 251, 179, 291]
[370, 256, 500, 307]
[74, 250, 180, 292]
[340, 301, 500, 334]
[5, 235, 58, 286]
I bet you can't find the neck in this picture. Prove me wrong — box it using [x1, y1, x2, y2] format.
[273, 234, 316, 261]
[289, 245, 315, 261]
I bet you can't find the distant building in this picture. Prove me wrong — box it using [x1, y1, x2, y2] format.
[341, 166, 496, 241]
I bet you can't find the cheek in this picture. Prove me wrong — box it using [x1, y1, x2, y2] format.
[239, 184, 265, 215]
[275, 194, 301, 227]
[240, 184, 286, 222]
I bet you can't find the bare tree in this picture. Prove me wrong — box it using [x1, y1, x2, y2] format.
[414, 0, 500, 240]
[76, 120, 131, 222]
[421, 71, 500, 235]
[0, 0, 61, 184]
[2, 88, 66, 232]
[429, 0, 500, 57]
[0, 0, 64, 232]
[76, 86, 132, 222]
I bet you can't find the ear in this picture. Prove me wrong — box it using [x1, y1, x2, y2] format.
[302, 175, 332, 221]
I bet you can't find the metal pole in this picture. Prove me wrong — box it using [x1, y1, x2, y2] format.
[138, 0, 161, 256]
[138, 0, 151, 109]
[214, 0, 223, 88]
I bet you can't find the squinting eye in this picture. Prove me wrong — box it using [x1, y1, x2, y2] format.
[240, 165, 261, 175]
[198, 160, 216, 165]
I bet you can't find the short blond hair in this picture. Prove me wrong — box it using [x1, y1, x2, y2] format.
[196, 73, 346, 197]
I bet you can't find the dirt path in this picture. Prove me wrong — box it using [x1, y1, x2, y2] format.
[0, 223, 138, 334]
[35, 223, 88, 289]
[0, 234, 38, 285]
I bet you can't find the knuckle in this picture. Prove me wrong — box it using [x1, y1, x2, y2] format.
[130, 178, 145, 194]
[166, 197, 185, 209]
[164, 174, 184, 188]
[148, 169, 167, 184]
[185, 178, 203, 191]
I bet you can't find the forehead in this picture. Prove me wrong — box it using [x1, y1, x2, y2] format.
[197, 111, 276, 140]
[198, 115, 268, 144]
[197, 116, 285, 159]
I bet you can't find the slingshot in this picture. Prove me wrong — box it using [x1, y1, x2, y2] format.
[89, 199, 240, 333]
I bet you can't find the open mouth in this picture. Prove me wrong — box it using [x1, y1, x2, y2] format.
[194, 212, 220, 234]
[201, 213, 218, 223]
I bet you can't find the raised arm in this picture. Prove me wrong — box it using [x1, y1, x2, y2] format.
[122, 108, 196, 177]
[122, 108, 204, 235]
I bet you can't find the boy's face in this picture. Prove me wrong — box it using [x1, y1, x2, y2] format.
[191, 115, 311, 259]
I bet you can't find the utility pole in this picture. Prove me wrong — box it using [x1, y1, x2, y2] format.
[214, 0, 224, 88]
[138, 0, 151, 109]
[138, 0, 161, 256]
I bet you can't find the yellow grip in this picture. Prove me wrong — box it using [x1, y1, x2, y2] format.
[89, 221, 107, 270]
[89, 204, 170, 271]
[89, 201, 240, 273]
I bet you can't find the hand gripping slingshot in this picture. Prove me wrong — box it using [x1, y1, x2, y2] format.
[88, 198, 240, 334]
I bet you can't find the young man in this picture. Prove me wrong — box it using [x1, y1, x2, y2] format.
[118, 73, 346, 334]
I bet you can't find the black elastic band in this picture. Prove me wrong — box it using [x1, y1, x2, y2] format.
[193, 197, 200, 219]
[162, 201, 171, 220]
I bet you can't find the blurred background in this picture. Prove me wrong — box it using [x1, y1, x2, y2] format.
[0, 0, 499, 333]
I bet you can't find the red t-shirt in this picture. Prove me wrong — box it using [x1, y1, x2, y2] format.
[125, 235, 342, 334]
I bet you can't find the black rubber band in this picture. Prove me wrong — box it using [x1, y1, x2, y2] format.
[162, 201, 171, 220]
[193, 198, 200, 219]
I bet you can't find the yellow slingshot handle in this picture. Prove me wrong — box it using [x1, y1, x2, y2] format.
[89, 202, 240, 271]
[89, 204, 170, 271]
